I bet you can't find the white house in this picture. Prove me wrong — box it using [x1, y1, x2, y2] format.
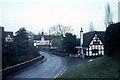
[33, 31, 52, 48]
[4, 32, 13, 42]
[0, 27, 13, 43]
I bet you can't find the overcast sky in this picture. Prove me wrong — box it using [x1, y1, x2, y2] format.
[0, 0, 118, 37]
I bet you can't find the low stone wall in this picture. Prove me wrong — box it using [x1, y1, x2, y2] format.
[1, 56, 44, 78]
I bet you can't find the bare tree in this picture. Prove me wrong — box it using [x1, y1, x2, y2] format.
[49, 24, 73, 36]
[105, 3, 113, 28]
[49, 24, 73, 50]
[89, 22, 95, 31]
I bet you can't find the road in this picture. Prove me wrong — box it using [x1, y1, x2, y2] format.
[9, 51, 67, 78]
[64, 57, 94, 73]
[7, 51, 94, 78]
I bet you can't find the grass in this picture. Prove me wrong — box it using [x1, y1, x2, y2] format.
[59, 54, 120, 78]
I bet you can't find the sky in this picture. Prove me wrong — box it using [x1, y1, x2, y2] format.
[0, 0, 118, 37]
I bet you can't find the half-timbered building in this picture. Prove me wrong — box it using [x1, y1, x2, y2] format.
[83, 31, 105, 57]
[77, 28, 105, 58]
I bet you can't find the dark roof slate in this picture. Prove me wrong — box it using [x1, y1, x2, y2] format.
[4, 31, 13, 38]
[97, 31, 105, 44]
[33, 35, 42, 40]
[33, 35, 52, 40]
[83, 31, 105, 47]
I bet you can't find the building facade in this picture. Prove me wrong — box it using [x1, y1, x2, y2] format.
[4, 32, 13, 42]
[0, 27, 13, 43]
[33, 31, 52, 49]
[77, 28, 105, 57]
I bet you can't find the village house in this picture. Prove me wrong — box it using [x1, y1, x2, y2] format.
[0, 27, 13, 43]
[0, 27, 13, 55]
[76, 28, 105, 58]
[33, 31, 52, 50]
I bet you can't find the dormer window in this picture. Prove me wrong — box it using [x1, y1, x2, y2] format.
[5, 35, 13, 42]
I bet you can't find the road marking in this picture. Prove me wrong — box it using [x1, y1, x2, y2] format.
[53, 57, 68, 78]
[59, 66, 68, 76]
[54, 66, 68, 78]
[88, 59, 93, 62]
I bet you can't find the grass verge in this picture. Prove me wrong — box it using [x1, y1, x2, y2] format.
[59, 55, 120, 78]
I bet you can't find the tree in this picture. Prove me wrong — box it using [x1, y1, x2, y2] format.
[52, 36, 61, 48]
[89, 22, 95, 31]
[49, 24, 73, 36]
[63, 33, 77, 54]
[15, 27, 28, 42]
[105, 22, 120, 56]
[50, 24, 73, 50]
[105, 3, 113, 28]
[2, 27, 40, 68]
[27, 31, 35, 39]
[14, 27, 29, 56]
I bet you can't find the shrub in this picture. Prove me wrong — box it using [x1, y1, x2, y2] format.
[105, 22, 120, 56]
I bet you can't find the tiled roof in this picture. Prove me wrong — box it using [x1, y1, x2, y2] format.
[4, 31, 13, 38]
[33, 35, 42, 40]
[83, 31, 105, 47]
[33, 35, 52, 40]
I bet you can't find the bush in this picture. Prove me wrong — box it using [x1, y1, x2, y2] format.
[63, 33, 77, 54]
[2, 43, 19, 68]
[2, 27, 41, 68]
[105, 22, 120, 56]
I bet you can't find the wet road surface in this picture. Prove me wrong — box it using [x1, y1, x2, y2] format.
[9, 51, 67, 78]
[7, 51, 94, 78]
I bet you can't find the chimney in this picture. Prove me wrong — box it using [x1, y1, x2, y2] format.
[80, 28, 83, 55]
[80, 28, 83, 46]
[42, 29, 44, 37]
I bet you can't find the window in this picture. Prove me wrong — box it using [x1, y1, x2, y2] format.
[92, 49, 98, 53]
[93, 41, 100, 45]
[5, 35, 13, 42]
[83, 49, 86, 54]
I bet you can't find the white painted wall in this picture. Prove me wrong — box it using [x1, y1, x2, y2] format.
[5, 35, 13, 42]
[34, 36, 52, 46]
[88, 34, 104, 56]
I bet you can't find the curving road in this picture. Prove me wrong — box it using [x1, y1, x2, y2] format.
[9, 51, 67, 78]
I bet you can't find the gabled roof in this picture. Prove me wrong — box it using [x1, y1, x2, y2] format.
[83, 31, 105, 47]
[33, 35, 42, 40]
[4, 31, 13, 38]
[33, 35, 52, 40]
[97, 31, 105, 44]
[44, 35, 52, 40]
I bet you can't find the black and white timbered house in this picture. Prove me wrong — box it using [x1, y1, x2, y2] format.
[77, 28, 105, 58]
